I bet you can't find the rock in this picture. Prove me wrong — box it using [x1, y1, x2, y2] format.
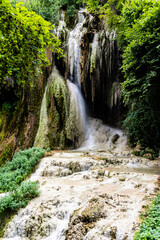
[111, 134, 120, 144]
[119, 177, 126, 182]
[143, 153, 153, 160]
[96, 169, 105, 178]
[66, 198, 106, 239]
[110, 226, 117, 239]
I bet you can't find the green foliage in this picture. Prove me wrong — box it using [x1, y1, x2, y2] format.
[82, 0, 124, 28]
[0, 147, 45, 192]
[0, 145, 13, 167]
[118, 0, 160, 149]
[0, 181, 39, 212]
[1, 102, 12, 113]
[120, 0, 160, 101]
[10, 0, 81, 22]
[123, 101, 159, 148]
[0, 0, 63, 88]
[61, 0, 81, 17]
[99, 0, 125, 28]
[134, 195, 160, 240]
[83, 0, 101, 15]
[0, 147, 44, 234]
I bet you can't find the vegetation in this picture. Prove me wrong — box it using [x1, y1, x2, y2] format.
[0, 0, 62, 89]
[134, 195, 160, 240]
[119, 0, 160, 149]
[0, 181, 40, 212]
[0, 147, 44, 236]
[0, 147, 45, 192]
[10, 0, 82, 23]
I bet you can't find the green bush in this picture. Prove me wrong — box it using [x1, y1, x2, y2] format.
[123, 100, 160, 149]
[0, 147, 44, 234]
[0, 181, 39, 212]
[0, 147, 45, 192]
[134, 195, 160, 240]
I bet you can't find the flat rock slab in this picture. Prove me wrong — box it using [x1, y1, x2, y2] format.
[3, 152, 160, 240]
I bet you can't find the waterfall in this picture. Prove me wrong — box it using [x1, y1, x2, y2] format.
[67, 80, 88, 146]
[68, 10, 86, 84]
[64, 9, 128, 152]
[66, 9, 91, 147]
[34, 85, 50, 149]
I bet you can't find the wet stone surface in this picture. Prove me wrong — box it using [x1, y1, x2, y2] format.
[2, 151, 160, 240]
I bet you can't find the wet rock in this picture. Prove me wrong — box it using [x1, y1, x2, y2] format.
[111, 134, 120, 144]
[119, 177, 126, 182]
[81, 201, 106, 223]
[66, 198, 106, 240]
[96, 169, 105, 178]
[110, 226, 117, 239]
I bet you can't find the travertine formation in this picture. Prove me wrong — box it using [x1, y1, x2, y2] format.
[3, 151, 160, 240]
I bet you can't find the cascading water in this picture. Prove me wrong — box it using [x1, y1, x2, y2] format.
[66, 9, 92, 147]
[65, 10, 128, 152]
[68, 10, 86, 84]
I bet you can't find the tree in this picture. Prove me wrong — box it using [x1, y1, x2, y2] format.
[119, 0, 160, 149]
[0, 0, 63, 88]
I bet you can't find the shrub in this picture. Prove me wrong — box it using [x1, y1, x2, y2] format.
[134, 195, 160, 240]
[0, 147, 45, 192]
[0, 181, 40, 212]
[123, 100, 160, 149]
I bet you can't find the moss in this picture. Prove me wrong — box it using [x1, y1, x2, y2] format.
[0, 210, 15, 238]
[67, 161, 81, 173]
[0, 114, 7, 143]
[46, 68, 71, 149]
[0, 145, 13, 167]
[81, 201, 105, 223]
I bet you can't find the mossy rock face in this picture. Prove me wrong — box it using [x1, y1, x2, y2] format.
[0, 135, 16, 167]
[0, 210, 15, 238]
[81, 200, 105, 223]
[64, 11, 77, 30]
[0, 48, 51, 157]
[34, 67, 73, 149]
[66, 198, 106, 240]
[47, 68, 70, 149]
